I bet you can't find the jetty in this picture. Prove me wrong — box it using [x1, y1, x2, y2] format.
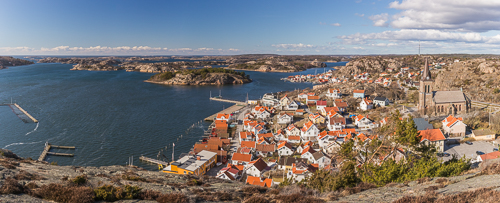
[205, 96, 247, 121]
[38, 143, 75, 161]
[139, 156, 170, 166]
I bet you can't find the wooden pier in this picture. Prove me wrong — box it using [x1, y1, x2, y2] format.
[209, 97, 247, 105]
[13, 103, 38, 123]
[139, 156, 170, 166]
[38, 143, 75, 161]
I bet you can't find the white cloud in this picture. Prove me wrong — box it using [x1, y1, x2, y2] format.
[355, 13, 364, 17]
[330, 23, 341, 27]
[338, 29, 489, 44]
[0, 46, 244, 55]
[386, 0, 500, 32]
[369, 13, 389, 27]
[271, 43, 315, 49]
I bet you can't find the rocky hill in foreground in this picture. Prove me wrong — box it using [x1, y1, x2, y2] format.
[3, 148, 500, 203]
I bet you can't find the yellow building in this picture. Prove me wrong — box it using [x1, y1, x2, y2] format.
[163, 150, 217, 176]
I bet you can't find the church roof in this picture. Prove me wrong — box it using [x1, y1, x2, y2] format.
[433, 91, 466, 103]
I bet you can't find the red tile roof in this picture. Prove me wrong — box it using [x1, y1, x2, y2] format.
[316, 100, 327, 106]
[353, 90, 365, 93]
[480, 151, 500, 161]
[232, 153, 252, 163]
[246, 175, 273, 188]
[419, 129, 446, 142]
[241, 141, 256, 149]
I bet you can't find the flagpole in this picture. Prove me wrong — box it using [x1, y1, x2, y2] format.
[172, 143, 175, 161]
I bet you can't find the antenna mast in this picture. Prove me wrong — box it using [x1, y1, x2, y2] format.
[418, 40, 421, 56]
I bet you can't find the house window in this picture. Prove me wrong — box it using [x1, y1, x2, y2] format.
[183, 171, 186, 174]
[459, 105, 462, 111]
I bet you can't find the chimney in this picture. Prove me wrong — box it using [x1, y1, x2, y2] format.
[197, 156, 201, 161]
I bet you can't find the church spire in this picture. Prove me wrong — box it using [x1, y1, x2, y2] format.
[422, 58, 431, 80]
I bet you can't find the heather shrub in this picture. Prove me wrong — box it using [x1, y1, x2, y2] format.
[34, 183, 94, 203]
[71, 175, 87, 185]
[0, 178, 23, 194]
[138, 189, 161, 200]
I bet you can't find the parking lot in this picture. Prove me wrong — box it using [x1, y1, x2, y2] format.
[442, 141, 498, 162]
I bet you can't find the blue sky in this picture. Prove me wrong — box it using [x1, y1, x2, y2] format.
[1, 0, 500, 55]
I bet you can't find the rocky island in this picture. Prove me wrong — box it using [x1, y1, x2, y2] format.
[0, 56, 34, 70]
[146, 68, 252, 85]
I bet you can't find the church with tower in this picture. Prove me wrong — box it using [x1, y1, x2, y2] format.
[418, 58, 470, 115]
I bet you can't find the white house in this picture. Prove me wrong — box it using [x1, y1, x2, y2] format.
[316, 100, 327, 111]
[301, 147, 317, 162]
[277, 141, 294, 156]
[256, 110, 271, 120]
[252, 124, 267, 135]
[277, 112, 294, 125]
[239, 131, 255, 142]
[287, 162, 317, 182]
[359, 98, 373, 111]
[419, 129, 446, 152]
[326, 88, 342, 99]
[298, 93, 308, 100]
[244, 158, 269, 177]
[328, 117, 346, 131]
[261, 93, 279, 107]
[301, 121, 320, 141]
[285, 101, 299, 111]
[373, 97, 390, 107]
[354, 115, 378, 130]
[279, 95, 291, 109]
[311, 151, 330, 168]
[442, 115, 466, 138]
[285, 124, 301, 136]
[216, 113, 232, 122]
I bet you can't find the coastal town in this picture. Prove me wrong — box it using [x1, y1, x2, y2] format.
[158, 57, 500, 190]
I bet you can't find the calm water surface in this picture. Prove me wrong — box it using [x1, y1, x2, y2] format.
[0, 62, 346, 169]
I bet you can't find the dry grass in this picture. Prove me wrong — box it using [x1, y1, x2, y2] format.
[416, 177, 431, 184]
[0, 178, 23, 194]
[481, 162, 500, 175]
[137, 189, 161, 200]
[32, 183, 94, 203]
[341, 182, 377, 196]
[392, 187, 500, 203]
[276, 193, 325, 203]
[0, 160, 18, 169]
[157, 193, 189, 203]
[14, 170, 45, 180]
[434, 178, 447, 184]
[243, 195, 269, 203]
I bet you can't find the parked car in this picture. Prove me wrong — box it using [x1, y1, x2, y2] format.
[476, 151, 484, 155]
[465, 141, 473, 145]
[443, 152, 451, 157]
[437, 152, 444, 157]
[494, 148, 498, 151]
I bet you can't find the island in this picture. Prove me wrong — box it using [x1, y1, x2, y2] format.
[0, 56, 34, 69]
[145, 68, 252, 85]
[36, 55, 348, 73]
